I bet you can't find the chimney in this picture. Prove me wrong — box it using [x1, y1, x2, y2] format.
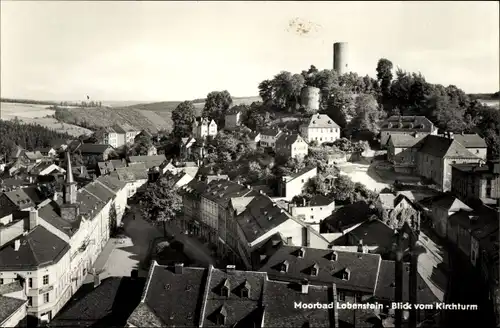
[303, 198, 306, 207]
[301, 279, 309, 294]
[174, 263, 184, 274]
[247, 185, 251, 189]
[94, 272, 101, 288]
[29, 208, 38, 230]
[295, 168, 298, 173]
[449, 132, 454, 139]
[357, 239, 363, 253]
[53, 192, 58, 201]
[14, 239, 21, 251]
[259, 190, 263, 194]
[226, 265, 236, 273]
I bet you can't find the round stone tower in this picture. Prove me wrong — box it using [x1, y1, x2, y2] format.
[333, 42, 349, 75]
[300, 86, 320, 112]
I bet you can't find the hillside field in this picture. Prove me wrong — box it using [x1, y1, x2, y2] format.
[54, 96, 262, 133]
[0, 102, 92, 137]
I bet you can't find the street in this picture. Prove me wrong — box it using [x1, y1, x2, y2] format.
[85, 208, 217, 284]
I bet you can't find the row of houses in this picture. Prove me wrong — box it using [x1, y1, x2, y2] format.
[0, 152, 129, 326]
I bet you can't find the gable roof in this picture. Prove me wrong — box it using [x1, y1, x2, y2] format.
[283, 166, 317, 183]
[129, 155, 167, 169]
[95, 175, 126, 193]
[0, 295, 27, 325]
[260, 128, 282, 137]
[378, 193, 416, 211]
[97, 161, 114, 175]
[381, 116, 434, 131]
[200, 267, 266, 327]
[49, 277, 146, 328]
[83, 179, 116, 203]
[110, 159, 127, 169]
[453, 133, 487, 148]
[128, 263, 207, 328]
[257, 245, 381, 293]
[388, 133, 427, 148]
[111, 163, 148, 181]
[3, 187, 42, 210]
[332, 218, 395, 248]
[0, 225, 70, 270]
[276, 133, 303, 147]
[323, 201, 373, 232]
[418, 135, 479, 159]
[305, 114, 340, 128]
[236, 195, 295, 245]
[431, 194, 472, 212]
[202, 180, 258, 209]
[229, 197, 256, 216]
[309, 194, 334, 207]
[37, 201, 80, 237]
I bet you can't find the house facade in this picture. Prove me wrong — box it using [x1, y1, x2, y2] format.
[259, 128, 282, 148]
[376, 193, 420, 230]
[102, 124, 140, 148]
[451, 160, 500, 202]
[193, 118, 217, 139]
[287, 195, 336, 231]
[278, 166, 317, 201]
[300, 114, 341, 144]
[275, 133, 308, 159]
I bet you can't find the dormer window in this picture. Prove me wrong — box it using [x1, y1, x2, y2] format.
[215, 306, 227, 325]
[311, 263, 319, 276]
[297, 248, 305, 258]
[342, 268, 351, 281]
[240, 280, 251, 298]
[281, 260, 289, 273]
[221, 279, 230, 297]
[329, 251, 338, 261]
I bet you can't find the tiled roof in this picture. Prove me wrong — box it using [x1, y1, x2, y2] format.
[309, 194, 334, 207]
[236, 195, 294, 244]
[77, 144, 113, 154]
[24, 151, 44, 160]
[378, 193, 416, 211]
[323, 201, 373, 232]
[110, 159, 127, 169]
[258, 245, 381, 293]
[263, 280, 334, 328]
[0, 225, 70, 270]
[453, 133, 488, 148]
[202, 180, 258, 209]
[0, 295, 26, 325]
[83, 180, 115, 203]
[260, 128, 282, 137]
[430, 194, 472, 212]
[200, 268, 266, 327]
[76, 189, 105, 218]
[38, 201, 80, 237]
[3, 187, 43, 210]
[276, 133, 303, 147]
[388, 133, 427, 148]
[374, 260, 439, 303]
[49, 277, 146, 328]
[381, 116, 434, 131]
[305, 114, 340, 128]
[95, 175, 126, 193]
[112, 164, 148, 181]
[229, 197, 255, 216]
[128, 264, 207, 328]
[180, 179, 211, 198]
[418, 135, 478, 159]
[129, 155, 167, 169]
[97, 161, 114, 175]
[0, 281, 23, 295]
[332, 218, 395, 248]
[452, 161, 499, 175]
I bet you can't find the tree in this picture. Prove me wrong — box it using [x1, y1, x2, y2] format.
[139, 176, 182, 237]
[331, 175, 356, 203]
[308, 69, 339, 109]
[376, 58, 394, 106]
[172, 101, 196, 138]
[258, 79, 275, 105]
[243, 102, 269, 130]
[109, 202, 118, 237]
[128, 135, 153, 156]
[324, 87, 355, 128]
[347, 93, 385, 135]
[203, 90, 233, 126]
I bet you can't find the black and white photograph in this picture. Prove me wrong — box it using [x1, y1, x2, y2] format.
[0, 1, 499, 327]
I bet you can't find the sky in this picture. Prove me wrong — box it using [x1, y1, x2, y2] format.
[1, 1, 498, 102]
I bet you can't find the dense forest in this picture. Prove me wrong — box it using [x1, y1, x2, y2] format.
[0, 98, 59, 106]
[0, 119, 73, 161]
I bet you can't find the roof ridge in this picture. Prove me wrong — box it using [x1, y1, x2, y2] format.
[25, 231, 40, 265]
[199, 265, 214, 327]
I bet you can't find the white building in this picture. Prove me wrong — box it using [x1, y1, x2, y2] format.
[300, 114, 341, 144]
[193, 118, 217, 139]
[278, 166, 318, 201]
[102, 124, 141, 148]
[110, 163, 149, 198]
[286, 195, 335, 232]
[259, 128, 282, 149]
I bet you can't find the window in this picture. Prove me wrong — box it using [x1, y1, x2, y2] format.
[286, 237, 293, 245]
[43, 275, 49, 285]
[476, 149, 479, 154]
[0, 278, 3, 285]
[310, 215, 314, 220]
[241, 288, 249, 298]
[330, 129, 333, 132]
[44, 293, 50, 303]
[28, 278, 33, 288]
[28, 297, 33, 307]
[338, 291, 346, 301]
[355, 293, 362, 303]
[83, 268, 87, 276]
